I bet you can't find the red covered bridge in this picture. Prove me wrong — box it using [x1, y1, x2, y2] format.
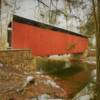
[9, 15, 88, 56]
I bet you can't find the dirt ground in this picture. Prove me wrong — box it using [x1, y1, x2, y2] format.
[0, 61, 95, 100]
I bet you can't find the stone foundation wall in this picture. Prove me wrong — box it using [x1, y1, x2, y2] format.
[0, 49, 36, 73]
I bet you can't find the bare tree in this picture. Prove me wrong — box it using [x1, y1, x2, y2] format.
[96, 0, 100, 99]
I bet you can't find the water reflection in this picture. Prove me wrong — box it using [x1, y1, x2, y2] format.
[36, 59, 89, 75]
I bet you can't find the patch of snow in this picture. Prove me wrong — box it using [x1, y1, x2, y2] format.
[49, 54, 71, 61]
[32, 94, 63, 100]
[78, 95, 91, 100]
[26, 76, 34, 82]
[85, 61, 96, 64]
[91, 69, 96, 77]
[38, 94, 50, 100]
[46, 80, 60, 89]
[91, 69, 96, 82]
[35, 71, 43, 75]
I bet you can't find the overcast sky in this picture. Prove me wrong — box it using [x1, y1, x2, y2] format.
[1, 0, 93, 35]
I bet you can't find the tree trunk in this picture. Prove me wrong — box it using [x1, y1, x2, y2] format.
[96, 0, 100, 99]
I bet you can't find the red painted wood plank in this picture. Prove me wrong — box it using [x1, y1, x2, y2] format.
[12, 21, 88, 56]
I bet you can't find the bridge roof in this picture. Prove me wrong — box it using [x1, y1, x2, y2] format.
[13, 15, 87, 38]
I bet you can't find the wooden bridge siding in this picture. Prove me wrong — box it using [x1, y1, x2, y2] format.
[12, 21, 88, 56]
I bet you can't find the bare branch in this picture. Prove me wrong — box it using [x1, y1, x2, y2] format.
[38, 0, 49, 8]
[3, 0, 12, 7]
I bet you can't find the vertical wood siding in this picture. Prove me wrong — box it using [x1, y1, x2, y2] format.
[12, 21, 88, 56]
